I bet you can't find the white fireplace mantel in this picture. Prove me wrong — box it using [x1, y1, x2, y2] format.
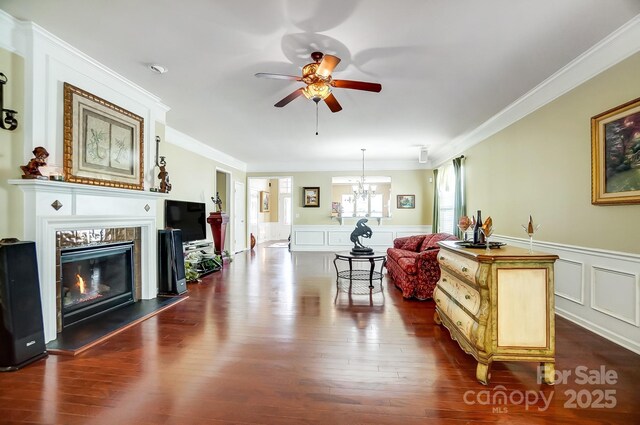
[10, 179, 167, 343]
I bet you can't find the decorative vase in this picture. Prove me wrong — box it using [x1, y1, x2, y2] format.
[250, 233, 256, 250]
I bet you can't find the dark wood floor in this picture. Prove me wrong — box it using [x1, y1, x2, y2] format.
[0, 244, 638, 424]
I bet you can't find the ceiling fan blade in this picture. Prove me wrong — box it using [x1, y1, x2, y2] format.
[255, 73, 301, 81]
[316, 55, 341, 78]
[332, 79, 382, 92]
[324, 93, 342, 113]
[274, 88, 305, 107]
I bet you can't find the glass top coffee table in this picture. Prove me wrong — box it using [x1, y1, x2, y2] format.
[333, 251, 387, 290]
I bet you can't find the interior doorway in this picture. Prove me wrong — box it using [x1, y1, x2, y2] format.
[247, 176, 292, 247]
[233, 181, 246, 252]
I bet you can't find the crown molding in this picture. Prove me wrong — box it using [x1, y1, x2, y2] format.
[165, 126, 247, 173]
[0, 9, 26, 53]
[429, 13, 640, 168]
[247, 159, 432, 173]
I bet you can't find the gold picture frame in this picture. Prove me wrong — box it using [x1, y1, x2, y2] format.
[260, 191, 270, 212]
[63, 82, 144, 190]
[303, 187, 320, 207]
[591, 96, 640, 205]
[397, 194, 415, 209]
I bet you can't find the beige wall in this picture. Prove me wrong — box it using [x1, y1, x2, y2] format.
[248, 169, 433, 226]
[462, 52, 640, 254]
[0, 49, 25, 240]
[156, 132, 246, 241]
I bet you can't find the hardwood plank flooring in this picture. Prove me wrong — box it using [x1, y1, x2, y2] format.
[0, 244, 638, 424]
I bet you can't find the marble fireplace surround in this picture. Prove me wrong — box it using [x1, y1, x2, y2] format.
[10, 179, 164, 343]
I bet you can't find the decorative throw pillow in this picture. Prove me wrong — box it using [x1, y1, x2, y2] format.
[420, 233, 457, 251]
[401, 235, 424, 251]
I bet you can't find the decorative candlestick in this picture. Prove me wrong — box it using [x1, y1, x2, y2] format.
[521, 215, 541, 253]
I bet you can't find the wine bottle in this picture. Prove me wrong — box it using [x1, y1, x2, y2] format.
[473, 210, 483, 244]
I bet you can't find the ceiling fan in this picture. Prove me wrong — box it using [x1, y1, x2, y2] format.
[255, 51, 382, 113]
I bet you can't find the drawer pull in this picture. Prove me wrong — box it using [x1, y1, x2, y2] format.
[439, 256, 445, 261]
[465, 294, 471, 300]
[442, 277, 447, 282]
[461, 266, 468, 272]
[456, 321, 462, 326]
[436, 299, 440, 304]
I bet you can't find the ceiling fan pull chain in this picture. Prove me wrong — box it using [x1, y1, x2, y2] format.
[315, 102, 319, 135]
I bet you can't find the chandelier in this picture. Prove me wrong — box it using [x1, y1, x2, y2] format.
[353, 149, 376, 200]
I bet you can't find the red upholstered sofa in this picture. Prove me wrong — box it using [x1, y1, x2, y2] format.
[386, 233, 458, 299]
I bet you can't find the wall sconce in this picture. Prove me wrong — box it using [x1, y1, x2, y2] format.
[0, 72, 18, 131]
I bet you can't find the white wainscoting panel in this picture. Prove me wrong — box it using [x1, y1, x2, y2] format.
[327, 231, 352, 246]
[292, 225, 432, 252]
[591, 266, 639, 327]
[295, 230, 325, 246]
[495, 235, 640, 354]
[555, 258, 585, 305]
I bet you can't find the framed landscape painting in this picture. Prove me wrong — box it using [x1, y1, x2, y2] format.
[591, 96, 640, 205]
[260, 191, 270, 212]
[397, 194, 415, 209]
[63, 83, 144, 190]
[303, 187, 320, 207]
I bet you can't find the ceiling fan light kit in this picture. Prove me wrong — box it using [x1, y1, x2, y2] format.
[256, 51, 382, 113]
[302, 82, 331, 102]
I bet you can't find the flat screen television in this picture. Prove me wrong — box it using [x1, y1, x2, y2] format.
[164, 200, 207, 243]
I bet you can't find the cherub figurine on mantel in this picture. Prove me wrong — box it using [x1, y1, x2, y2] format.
[158, 156, 172, 193]
[20, 146, 50, 179]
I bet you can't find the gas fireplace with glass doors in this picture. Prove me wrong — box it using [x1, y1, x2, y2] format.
[60, 242, 135, 328]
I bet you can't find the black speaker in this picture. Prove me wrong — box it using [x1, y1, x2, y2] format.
[0, 240, 48, 372]
[158, 229, 187, 295]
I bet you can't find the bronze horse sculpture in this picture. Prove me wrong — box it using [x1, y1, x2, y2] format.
[350, 218, 374, 255]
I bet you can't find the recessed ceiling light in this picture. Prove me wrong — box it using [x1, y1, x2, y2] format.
[149, 64, 168, 74]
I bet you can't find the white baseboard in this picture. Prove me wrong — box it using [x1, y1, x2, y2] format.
[556, 308, 639, 355]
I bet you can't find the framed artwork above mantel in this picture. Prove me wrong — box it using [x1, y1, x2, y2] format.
[63, 82, 145, 190]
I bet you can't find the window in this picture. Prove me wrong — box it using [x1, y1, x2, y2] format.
[355, 197, 368, 217]
[279, 177, 292, 225]
[341, 194, 382, 217]
[341, 195, 355, 217]
[437, 163, 455, 234]
[370, 194, 383, 217]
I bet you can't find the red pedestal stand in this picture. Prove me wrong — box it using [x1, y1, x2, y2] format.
[207, 212, 229, 255]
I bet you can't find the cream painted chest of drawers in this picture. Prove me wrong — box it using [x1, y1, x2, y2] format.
[434, 241, 558, 385]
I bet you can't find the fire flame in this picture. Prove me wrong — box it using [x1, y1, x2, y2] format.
[76, 274, 86, 294]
